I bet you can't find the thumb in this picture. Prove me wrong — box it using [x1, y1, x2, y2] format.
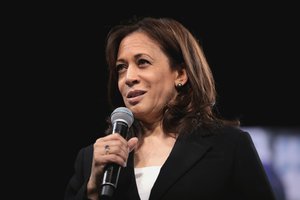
[127, 137, 138, 152]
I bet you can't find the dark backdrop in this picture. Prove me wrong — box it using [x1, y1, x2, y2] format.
[18, 3, 299, 199]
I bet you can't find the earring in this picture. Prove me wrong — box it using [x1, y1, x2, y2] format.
[176, 83, 183, 88]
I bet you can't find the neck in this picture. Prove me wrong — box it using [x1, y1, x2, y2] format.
[134, 124, 177, 168]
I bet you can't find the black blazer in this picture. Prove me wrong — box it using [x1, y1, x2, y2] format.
[64, 126, 275, 200]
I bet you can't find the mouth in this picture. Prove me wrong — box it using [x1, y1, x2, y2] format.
[126, 90, 146, 98]
[126, 90, 146, 105]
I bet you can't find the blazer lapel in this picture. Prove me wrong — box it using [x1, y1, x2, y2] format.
[124, 152, 141, 200]
[149, 130, 212, 200]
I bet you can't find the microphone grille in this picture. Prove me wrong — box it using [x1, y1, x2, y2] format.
[110, 107, 134, 127]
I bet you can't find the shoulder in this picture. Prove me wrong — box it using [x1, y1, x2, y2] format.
[190, 125, 253, 148]
[215, 125, 250, 139]
[217, 126, 253, 145]
[74, 144, 94, 164]
[194, 125, 250, 139]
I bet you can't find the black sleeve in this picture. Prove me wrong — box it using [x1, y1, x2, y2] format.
[233, 131, 276, 200]
[64, 148, 91, 200]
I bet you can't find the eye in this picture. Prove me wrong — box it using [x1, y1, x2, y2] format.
[116, 63, 127, 72]
[137, 59, 150, 67]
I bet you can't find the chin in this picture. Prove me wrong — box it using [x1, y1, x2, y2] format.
[127, 105, 144, 117]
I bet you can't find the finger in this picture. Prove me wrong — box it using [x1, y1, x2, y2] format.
[100, 133, 128, 143]
[128, 137, 139, 152]
[95, 135, 128, 153]
[102, 142, 128, 158]
[104, 139, 129, 156]
[93, 145, 127, 167]
[97, 139, 129, 162]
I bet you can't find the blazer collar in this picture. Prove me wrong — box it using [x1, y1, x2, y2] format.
[149, 128, 212, 200]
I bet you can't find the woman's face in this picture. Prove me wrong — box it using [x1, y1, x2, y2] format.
[116, 32, 180, 123]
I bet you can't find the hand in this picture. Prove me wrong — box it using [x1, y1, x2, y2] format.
[87, 134, 138, 199]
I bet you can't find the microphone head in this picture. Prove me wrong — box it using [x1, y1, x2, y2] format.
[110, 107, 134, 127]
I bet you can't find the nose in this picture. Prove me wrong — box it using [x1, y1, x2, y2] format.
[125, 65, 139, 87]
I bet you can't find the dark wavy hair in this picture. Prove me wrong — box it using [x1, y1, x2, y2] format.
[104, 17, 239, 138]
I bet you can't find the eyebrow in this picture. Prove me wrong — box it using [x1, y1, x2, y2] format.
[116, 53, 152, 63]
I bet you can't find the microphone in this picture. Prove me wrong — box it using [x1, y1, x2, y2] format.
[99, 107, 134, 199]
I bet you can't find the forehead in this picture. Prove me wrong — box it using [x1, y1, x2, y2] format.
[118, 32, 161, 54]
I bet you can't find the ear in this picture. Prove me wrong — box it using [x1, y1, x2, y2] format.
[175, 68, 188, 86]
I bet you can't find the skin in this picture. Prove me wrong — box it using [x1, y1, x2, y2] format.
[87, 32, 187, 199]
[117, 32, 181, 125]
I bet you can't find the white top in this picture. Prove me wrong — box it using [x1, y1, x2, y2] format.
[135, 166, 162, 200]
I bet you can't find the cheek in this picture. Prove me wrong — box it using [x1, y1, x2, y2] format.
[165, 85, 177, 101]
[156, 80, 177, 101]
[118, 79, 126, 96]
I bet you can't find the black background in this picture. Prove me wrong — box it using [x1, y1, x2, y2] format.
[12, 3, 299, 199]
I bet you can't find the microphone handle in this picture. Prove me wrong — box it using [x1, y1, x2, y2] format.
[112, 121, 129, 138]
[99, 121, 129, 198]
[99, 164, 121, 198]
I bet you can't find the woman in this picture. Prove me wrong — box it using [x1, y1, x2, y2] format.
[64, 17, 275, 200]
